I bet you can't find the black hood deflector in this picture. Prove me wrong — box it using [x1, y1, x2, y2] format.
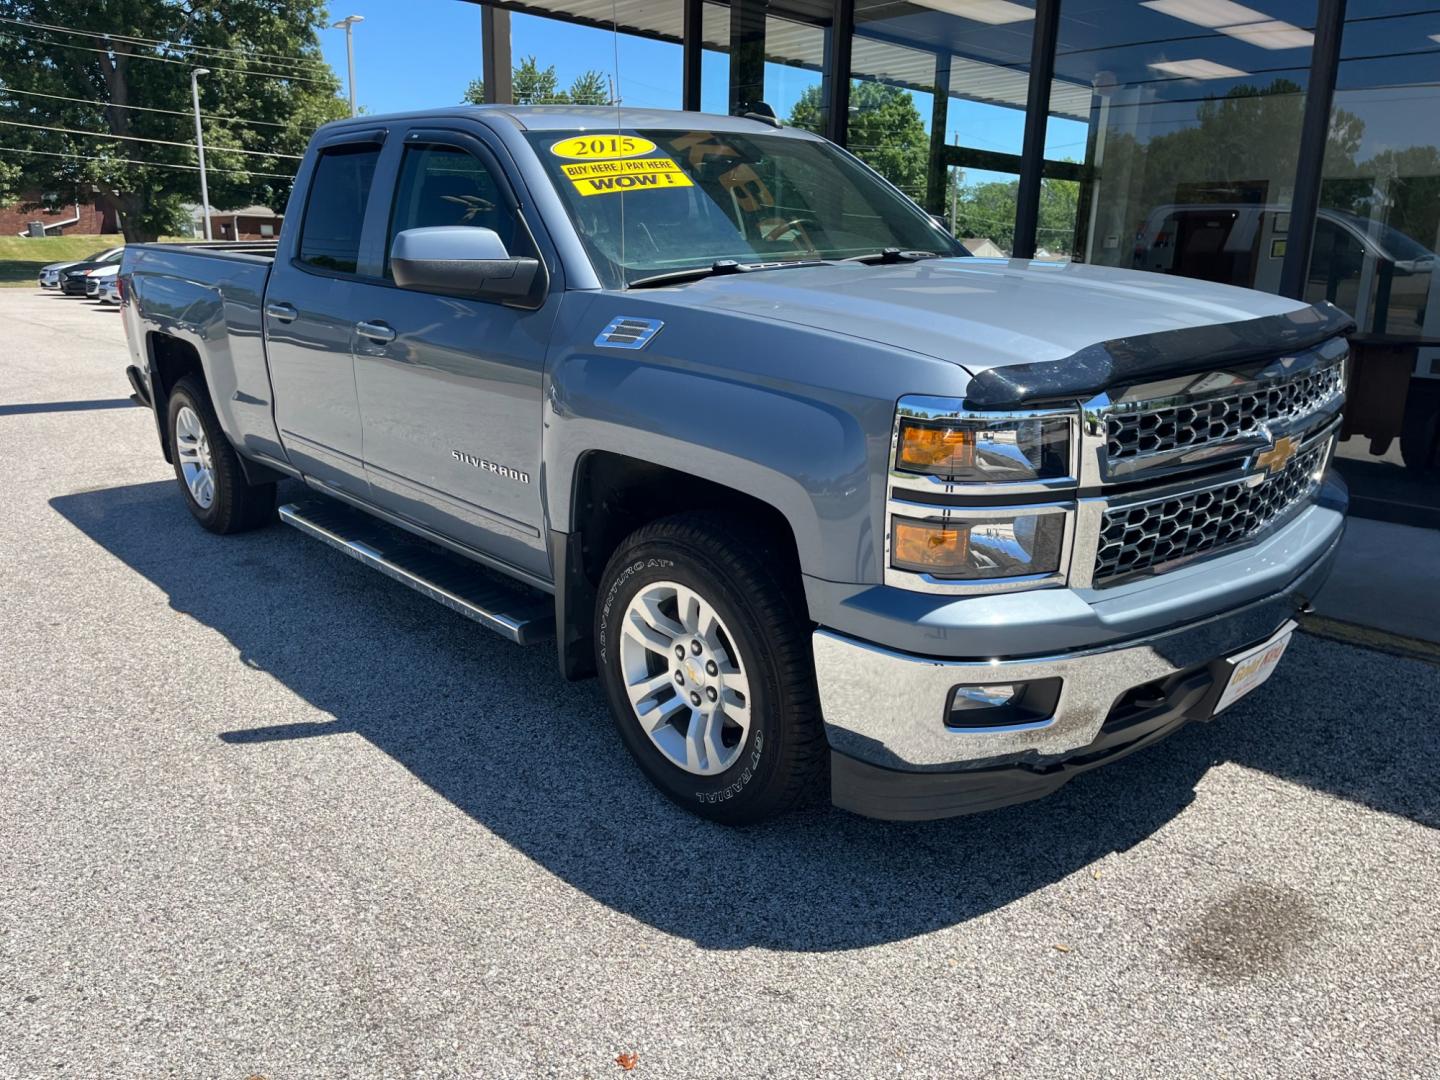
[962, 302, 1356, 409]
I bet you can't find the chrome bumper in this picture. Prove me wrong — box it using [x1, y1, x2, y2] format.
[814, 527, 1340, 773]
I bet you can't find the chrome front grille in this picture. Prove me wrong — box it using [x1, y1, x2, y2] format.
[1103, 355, 1344, 464]
[884, 336, 1347, 597]
[1093, 437, 1330, 585]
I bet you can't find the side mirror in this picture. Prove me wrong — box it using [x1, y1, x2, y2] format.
[390, 226, 542, 303]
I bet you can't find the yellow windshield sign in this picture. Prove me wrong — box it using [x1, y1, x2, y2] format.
[550, 134, 657, 160]
[562, 157, 694, 196]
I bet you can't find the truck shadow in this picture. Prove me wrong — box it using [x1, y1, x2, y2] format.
[50, 480, 1440, 951]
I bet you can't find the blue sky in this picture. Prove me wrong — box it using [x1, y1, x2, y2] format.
[317, 0, 1085, 187]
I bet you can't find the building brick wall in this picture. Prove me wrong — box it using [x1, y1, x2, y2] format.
[0, 194, 115, 236]
[208, 214, 282, 241]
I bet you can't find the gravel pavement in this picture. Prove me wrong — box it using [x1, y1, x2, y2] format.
[2, 288, 1438, 1079]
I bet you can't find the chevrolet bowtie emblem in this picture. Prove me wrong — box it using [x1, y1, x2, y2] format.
[1255, 434, 1298, 476]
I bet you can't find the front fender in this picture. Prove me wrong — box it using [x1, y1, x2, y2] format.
[545, 351, 882, 584]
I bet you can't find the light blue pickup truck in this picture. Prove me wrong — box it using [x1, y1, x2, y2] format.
[122, 106, 1353, 823]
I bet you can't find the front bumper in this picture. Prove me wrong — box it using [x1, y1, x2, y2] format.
[815, 502, 1343, 821]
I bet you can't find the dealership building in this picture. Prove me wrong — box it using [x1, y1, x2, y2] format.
[467, 0, 1440, 521]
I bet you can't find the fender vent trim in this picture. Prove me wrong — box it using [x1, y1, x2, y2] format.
[595, 316, 663, 350]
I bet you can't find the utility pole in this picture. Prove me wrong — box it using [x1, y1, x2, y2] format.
[332, 15, 365, 116]
[191, 67, 212, 241]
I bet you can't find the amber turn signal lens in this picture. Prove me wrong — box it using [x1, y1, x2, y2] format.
[892, 518, 971, 573]
[897, 421, 976, 472]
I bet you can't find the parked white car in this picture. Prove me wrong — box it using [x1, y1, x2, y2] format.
[97, 276, 121, 305]
[85, 263, 119, 298]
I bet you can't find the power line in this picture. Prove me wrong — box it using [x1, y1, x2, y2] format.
[0, 84, 292, 129]
[0, 116, 303, 159]
[0, 31, 333, 84]
[0, 144, 294, 180]
[0, 16, 324, 76]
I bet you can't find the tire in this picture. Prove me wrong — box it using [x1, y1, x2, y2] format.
[165, 375, 276, 534]
[595, 511, 826, 825]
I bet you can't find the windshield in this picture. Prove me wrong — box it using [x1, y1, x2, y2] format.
[526, 128, 964, 288]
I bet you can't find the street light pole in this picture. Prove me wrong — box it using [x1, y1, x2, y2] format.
[332, 15, 365, 117]
[190, 67, 212, 241]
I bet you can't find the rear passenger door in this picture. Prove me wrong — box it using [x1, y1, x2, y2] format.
[264, 131, 385, 497]
[346, 127, 560, 580]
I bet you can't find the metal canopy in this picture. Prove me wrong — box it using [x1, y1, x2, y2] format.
[467, 0, 1091, 119]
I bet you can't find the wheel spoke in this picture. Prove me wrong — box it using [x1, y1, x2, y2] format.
[641, 693, 688, 734]
[698, 709, 727, 771]
[672, 584, 703, 635]
[623, 608, 675, 656]
[720, 669, 749, 702]
[626, 670, 674, 711]
[683, 713, 705, 771]
[635, 593, 685, 641]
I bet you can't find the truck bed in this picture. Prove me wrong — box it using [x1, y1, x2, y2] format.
[122, 239, 282, 468]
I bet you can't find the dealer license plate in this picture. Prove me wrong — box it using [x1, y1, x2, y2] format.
[1215, 624, 1295, 714]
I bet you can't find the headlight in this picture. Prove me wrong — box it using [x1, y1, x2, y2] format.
[890, 510, 1066, 580]
[895, 414, 1071, 483]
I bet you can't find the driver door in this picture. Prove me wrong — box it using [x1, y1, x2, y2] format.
[346, 127, 560, 580]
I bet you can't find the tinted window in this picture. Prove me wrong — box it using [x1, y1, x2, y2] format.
[298, 144, 380, 273]
[386, 144, 525, 277]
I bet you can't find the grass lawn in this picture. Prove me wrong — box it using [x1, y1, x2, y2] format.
[0, 235, 124, 287]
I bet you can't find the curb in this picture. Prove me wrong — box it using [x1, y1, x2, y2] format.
[1299, 612, 1440, 667]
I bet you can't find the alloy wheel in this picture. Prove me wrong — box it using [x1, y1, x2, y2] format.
[618, 580, 752, 775]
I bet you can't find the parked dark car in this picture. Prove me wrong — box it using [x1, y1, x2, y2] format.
[60, 256, 119, 295]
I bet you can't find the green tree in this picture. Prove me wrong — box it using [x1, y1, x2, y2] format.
[787, 81, 928, 201]
[953, 179, 1019, 253]
[1038, 178, 1079, 254]
[0, 0, 349, 241]
[566, 69, 610, 106]
[463, 57, 611, 106]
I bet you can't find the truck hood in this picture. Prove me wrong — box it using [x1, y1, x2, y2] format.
[668, 257, 1307, 375]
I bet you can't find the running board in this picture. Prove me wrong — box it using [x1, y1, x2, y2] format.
[278, 499, 553, 645]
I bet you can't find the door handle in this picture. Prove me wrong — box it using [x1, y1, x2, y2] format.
[356, 320, 397, 344]
[265, 301, 298, 323]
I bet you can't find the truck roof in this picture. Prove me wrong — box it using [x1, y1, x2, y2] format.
[318, 104, 815, 136]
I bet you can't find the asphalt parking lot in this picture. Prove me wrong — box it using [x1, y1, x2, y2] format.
[2, 286, 1438, 1079]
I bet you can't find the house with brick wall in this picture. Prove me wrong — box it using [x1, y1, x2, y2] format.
[0, 193, 118, 237]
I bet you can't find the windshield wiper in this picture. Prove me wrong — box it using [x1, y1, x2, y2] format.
[842, 248, 941, 265]
[628, 258, 827, 289]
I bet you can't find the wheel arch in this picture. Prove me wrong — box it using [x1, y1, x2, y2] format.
[146, 332, 287, 486]
[550, 450, 809, 681]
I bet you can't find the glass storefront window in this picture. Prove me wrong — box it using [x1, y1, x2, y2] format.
[764, 13, 827, 133]
[1060, 0, 1316, 290]
[844, 33, 937, 208]
[847, 0, 1076, 255]
[950, 168, 1021, 254]
[700, 1, 733, 114]
[1037, 174, 1080, 258]
[1308, 2, 1440, 485]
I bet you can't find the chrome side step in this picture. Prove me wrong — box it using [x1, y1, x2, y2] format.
[278, 499, 553, 645]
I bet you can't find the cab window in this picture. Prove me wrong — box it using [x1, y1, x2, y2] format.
[385, 144, 528, 278]
[297, 144, 380, 274]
